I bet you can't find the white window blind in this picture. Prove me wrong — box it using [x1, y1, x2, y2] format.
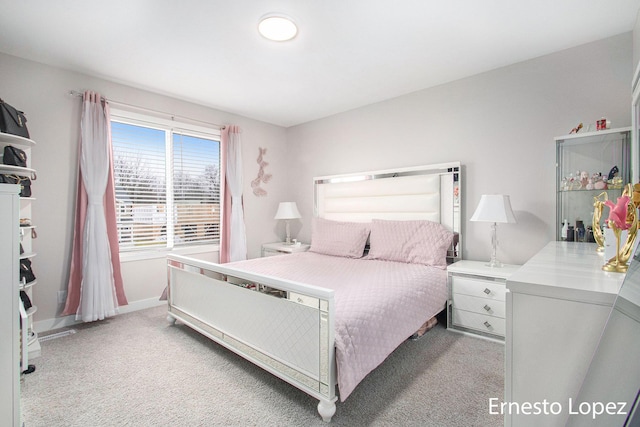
[111, 112, 220, 251]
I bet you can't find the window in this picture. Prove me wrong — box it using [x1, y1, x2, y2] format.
[110, 109, 221, 252]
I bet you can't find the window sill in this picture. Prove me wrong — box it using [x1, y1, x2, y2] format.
[119, 244, 220, 263]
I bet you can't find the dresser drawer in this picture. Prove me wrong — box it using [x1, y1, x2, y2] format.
[451, 309, 505, 337]
[451, 293, 505, 318]
[451, 276, 505, 301]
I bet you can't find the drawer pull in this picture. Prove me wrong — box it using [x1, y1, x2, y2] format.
[483, 304, 492, 312]
[483, 288, 491, 295]
[484, 321, 492, 329]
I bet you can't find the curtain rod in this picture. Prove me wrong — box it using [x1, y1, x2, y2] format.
[68, 90, 225, 130]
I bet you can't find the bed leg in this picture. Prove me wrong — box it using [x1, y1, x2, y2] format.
[317, 399, 336, 423]
[167, 314, 176, 325]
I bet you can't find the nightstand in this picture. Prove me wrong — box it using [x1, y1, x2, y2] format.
[447, 260, 520, 340]
[261, 242, 310, 257]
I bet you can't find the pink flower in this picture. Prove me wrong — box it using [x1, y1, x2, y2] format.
[604, 195, 631, 230]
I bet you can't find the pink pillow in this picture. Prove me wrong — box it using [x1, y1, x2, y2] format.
[309, 217, 370, 258]
[367, 219, 453, 268]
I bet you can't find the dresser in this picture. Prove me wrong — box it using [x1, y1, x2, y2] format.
[505, 241, 624, 427]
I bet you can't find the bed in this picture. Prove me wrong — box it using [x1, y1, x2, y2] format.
[165, 162, 462, 422]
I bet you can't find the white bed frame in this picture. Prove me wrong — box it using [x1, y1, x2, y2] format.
[166, 162, 461, 422]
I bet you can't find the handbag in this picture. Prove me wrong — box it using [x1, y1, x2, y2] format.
[0, 99, 29, 138]
[19, 290, 32, 310]
[0, 174, 32, 197]
[3, 145, 27, 167]
[20, 258, 36, 284]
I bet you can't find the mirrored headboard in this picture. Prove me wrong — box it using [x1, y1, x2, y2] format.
[313, 162, 461, 262]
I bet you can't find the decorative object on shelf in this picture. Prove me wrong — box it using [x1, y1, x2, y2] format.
[592, 191, 608, 252]
[561, 219, 569, 240]
[274, 201, 301, 244]
[569, 123, 583, 134]
[2, 145, 27, 167]
[579, 171, 589, 189]
[0, 98, 30, 138]
[575, 220, 586, 242]
[593, 173, 607, 190]
[602, 184, 638, 273]
[251, 147, 272, 197]
[470, 194, 517, 268]
[0, 174, 32, 197]
[596, 117, 611, 131]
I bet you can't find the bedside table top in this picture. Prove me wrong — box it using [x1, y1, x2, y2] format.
[262, 242, 310, 253]
[447, 260, 521, 280]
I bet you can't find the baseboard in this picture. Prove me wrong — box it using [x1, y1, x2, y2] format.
[34, 297, 167, 333]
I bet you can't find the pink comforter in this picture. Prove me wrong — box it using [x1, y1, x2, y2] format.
[227, 252, 448, 401]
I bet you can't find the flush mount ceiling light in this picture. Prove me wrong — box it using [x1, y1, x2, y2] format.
[258, 14, 298, 41]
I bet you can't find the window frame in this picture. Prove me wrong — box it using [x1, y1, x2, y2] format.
[110, 108, 222, 261]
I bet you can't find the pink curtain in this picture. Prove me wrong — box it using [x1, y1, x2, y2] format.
[62, 91, 127, 317]
[219, 125, 246, 263]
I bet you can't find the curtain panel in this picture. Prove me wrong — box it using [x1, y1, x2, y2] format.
[62, 91, 127, 321]
[219, 125, 247, 263]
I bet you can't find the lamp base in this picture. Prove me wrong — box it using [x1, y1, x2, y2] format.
[486, 259, 504, 268]
[486, 222, 504, 268]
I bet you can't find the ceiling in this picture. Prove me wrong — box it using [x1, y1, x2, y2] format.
[0, 1, 639, 128]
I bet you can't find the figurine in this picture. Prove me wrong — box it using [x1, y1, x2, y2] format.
[607, 165, 619, 182]
[569, 123, 583, 134]
[580, 171, 589, 189]
[586, 178, 594, 190]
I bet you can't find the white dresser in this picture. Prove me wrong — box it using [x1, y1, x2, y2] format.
[504, 241, 624, 427]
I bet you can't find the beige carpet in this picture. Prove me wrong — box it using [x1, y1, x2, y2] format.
[21, 306, 504, 426]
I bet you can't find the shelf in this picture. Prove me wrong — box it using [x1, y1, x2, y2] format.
[19, 252, 37, 260]
[554, 126, 632, 143]
[558, 188, 624, 193]
[0, 164, 36, 176]
[0, 132, 36, 147]
[19, 279, 36, 290]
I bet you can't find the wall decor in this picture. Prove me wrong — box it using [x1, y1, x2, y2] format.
[251, 147, 272, 197]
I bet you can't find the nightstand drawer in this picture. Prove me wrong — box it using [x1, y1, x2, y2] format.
[452, 309, 505, 336]
[451, 293, 505, 318]
[262, 250, 287, 257]
[452, 276, 505, 301]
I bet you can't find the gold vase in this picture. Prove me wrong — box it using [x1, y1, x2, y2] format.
[592, 192, 608, 252]
[602, 185, 638, 273]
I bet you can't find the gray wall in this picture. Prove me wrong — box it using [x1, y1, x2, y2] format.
[286, 33, 633, 266]
[0, 53, 289, 327]
[0, 31, 634, 329]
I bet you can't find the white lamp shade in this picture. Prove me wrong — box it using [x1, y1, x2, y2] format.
[274, 202, 301, 220]
[470, 195, 517, 224]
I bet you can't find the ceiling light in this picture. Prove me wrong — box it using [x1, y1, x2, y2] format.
[258, 14, 298, 42]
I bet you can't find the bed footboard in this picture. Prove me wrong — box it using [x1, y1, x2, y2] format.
[166, 254, 338, 422]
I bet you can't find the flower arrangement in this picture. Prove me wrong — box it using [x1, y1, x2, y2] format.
[602, 184, 638, 273]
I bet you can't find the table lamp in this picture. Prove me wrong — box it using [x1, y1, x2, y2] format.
[470, 194, 517, 267]
[274, 202, 301, 244]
